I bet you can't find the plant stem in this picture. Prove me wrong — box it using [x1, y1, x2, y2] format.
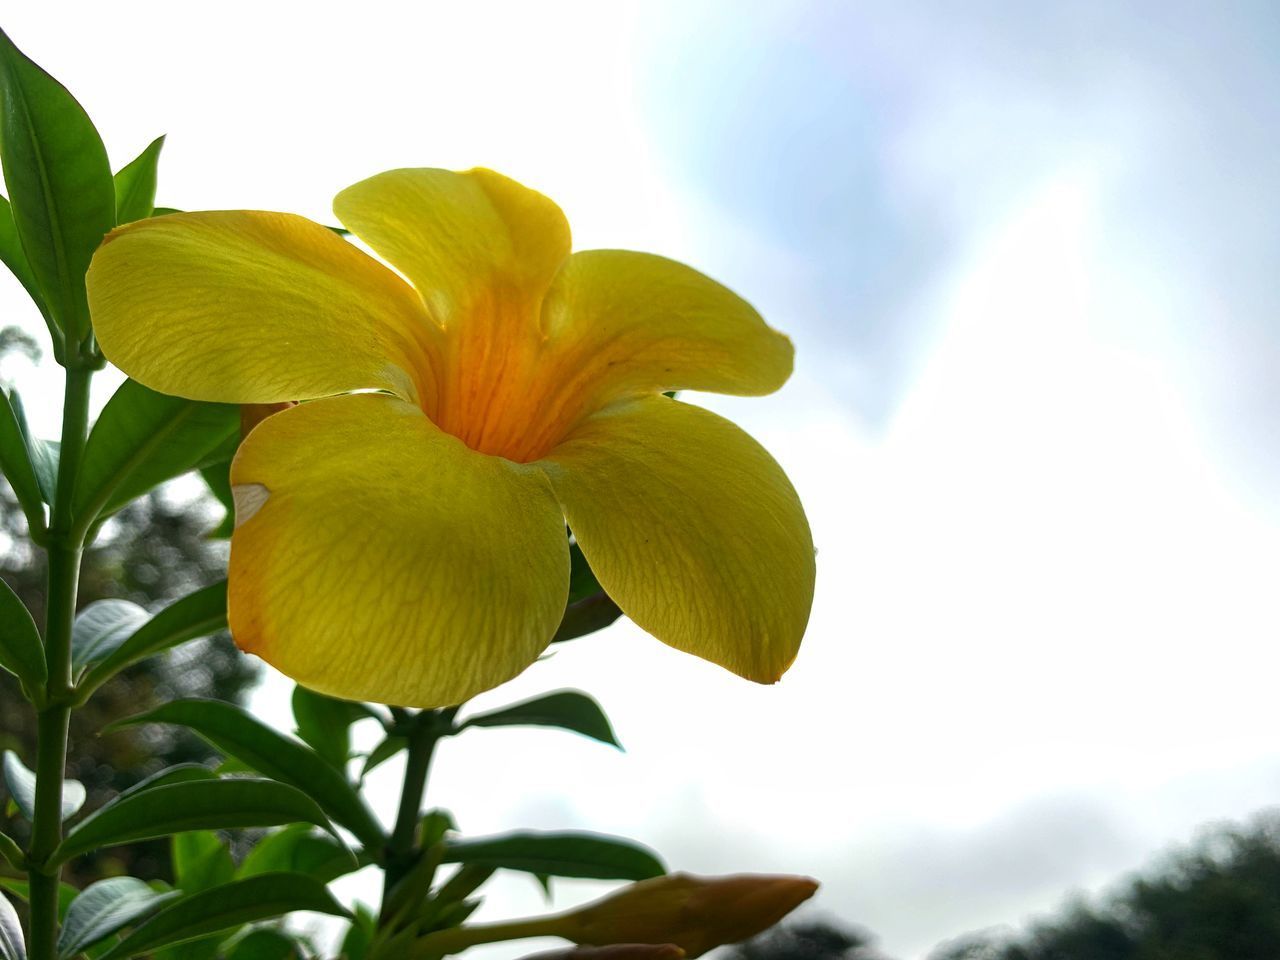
[407, 914, 562, 958]
[383, 714, 442, 896]
[27, 361, 92, 960]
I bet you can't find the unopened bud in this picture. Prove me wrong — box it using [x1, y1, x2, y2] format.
[555, 873, 819, 958]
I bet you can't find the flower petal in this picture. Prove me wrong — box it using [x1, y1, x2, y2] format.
[229, 393, 568, 708]
[540, 397, 814, 683]
[332, 167, 571, 323]
[539, 250, 794, 407]
[87, 211, 438, 405]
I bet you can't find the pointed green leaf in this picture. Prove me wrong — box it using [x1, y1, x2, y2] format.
[291, 686, 371, 770]
[359, 735, 407, 781]
[71, 598, 148, 676]
[0, 890, 23, 960]
[461, 690, 621, 748]
[52, 777, 334, 865]
[77, 581, 227, 695]
[338, 905, 375, 960]
[550, 543, 623, 642]
[5, 390, 56, 506]
[0, 193, 46, 318]
[172, 830, 234, 893]
[74, 378, 238, 528]
[0, 29, 115, 346]
[118, 699, 384, 849]
[97, 873, 349, 960]
[0, 831, 21, 870]
[442, 831, 664, 881]
[115, 762, 216, 801]
[238, 824, 356, 883]
[113, 135, 164, 225]
[26, 438, 57, 505]
[0, 576, 44, 695]
[0, 387, 45, 532]
[57, 877, 178, 960]
[552, 593, 623, 643]
[3, 750, 84, 821]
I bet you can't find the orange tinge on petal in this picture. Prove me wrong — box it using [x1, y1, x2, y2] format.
[241, 401, 297, 438]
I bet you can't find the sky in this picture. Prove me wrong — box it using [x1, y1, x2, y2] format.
[3, 2, 1280, 958]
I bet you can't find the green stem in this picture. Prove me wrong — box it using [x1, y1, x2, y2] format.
[407, 915, 562, 959]
[383, 714, 443, 897]
[379, 706, 462, 921]
[27, 362, 92, 960]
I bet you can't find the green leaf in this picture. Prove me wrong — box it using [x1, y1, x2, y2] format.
[172, 831, 234, 893]
[460, 690, 620, 748]
[25, 441, 57, 505]
[552, 593, 623, 643]
[0, 575, 45, 695]
[338, 905, 376, 960]
[0, 193, 46, 318]
[224, 929, 300, 960]
[3, 750, 84, 820]
[73, 378, 239, 528]
[0, 889, 23, 960]
[77, 581, 227, 695]
[0, 386, 45, 531]
[113, 135, 164, 225]
[0, 879, 77, 918]
[117, 699, 384, 850]
[553, 541, 623, 641]
[238, 824, 356, 884]
[115, 762, 216, 800]
[291, 686, 368, 770]
[567, 542, 601, 603]
[442, 831, 665, 882]
[153, 936, 221, 960]
[52, 778, 335, 866]
[0, 830, 22, 870]
[4, 391, 57, 506]
[97, 874, 349, 960]
[199, 459, 235, 538]
[359, 735, 407, 781]
[70, 598, 148, 676]
[0, 28, 115, 347]
[57, 877, 178, 960]
[0, 880, 77, 913]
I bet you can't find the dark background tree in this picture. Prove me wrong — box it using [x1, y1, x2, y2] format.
[930, 813, 1280, 960]
[727, 919, 892, 960]
[0, 326, 257, 888]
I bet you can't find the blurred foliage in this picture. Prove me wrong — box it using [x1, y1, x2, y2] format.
[931, 812, 1280, 960]
[728, 919, 890, 960]
[0, 325, 257, 889]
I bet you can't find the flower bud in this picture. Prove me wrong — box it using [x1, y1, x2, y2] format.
[554, 873, 819, 958]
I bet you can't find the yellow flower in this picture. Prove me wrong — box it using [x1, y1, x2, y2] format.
[86, 168, 815, 707]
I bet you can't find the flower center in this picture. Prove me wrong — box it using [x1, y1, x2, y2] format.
[419, 296, 586, 464]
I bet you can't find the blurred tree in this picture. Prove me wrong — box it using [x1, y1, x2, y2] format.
[728, 919, 891, 960]
[930, 813, 1280, 960]
[0, 326, 257, 888]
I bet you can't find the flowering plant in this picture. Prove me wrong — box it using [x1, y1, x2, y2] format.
[0, 27, 815, 960]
